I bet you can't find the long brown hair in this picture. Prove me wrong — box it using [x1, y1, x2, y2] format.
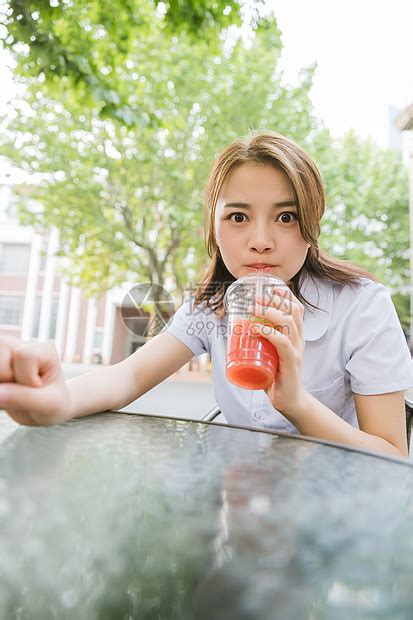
[194, 130, 378, 317]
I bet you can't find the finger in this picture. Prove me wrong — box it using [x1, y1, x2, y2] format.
[251, 306, 300, 349]
[0, 383, 58, 424]
[12, 345, 43, 388]
[250, 322, 294, 359]
[256, 290, 304, 339]
[0, 335, 23, 382]
[12, 342, 59, 388]
[256, 292, 294, 317]
[1, 407, 41, 427]
[271, 287, 305, 318]
[252, 303, 299, 347]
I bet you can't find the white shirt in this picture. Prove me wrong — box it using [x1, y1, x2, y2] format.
[164, 274, 413, 433]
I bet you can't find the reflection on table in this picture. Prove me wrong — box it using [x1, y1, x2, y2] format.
[0, 412, 412, 619]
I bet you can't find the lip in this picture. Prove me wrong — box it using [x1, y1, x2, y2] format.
[247, 264, 276, 272]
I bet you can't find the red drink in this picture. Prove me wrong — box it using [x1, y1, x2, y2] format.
[224, 273, 287, 391]
[226, 318, 279, 390]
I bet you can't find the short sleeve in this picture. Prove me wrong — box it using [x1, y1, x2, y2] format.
[344, 282, 413, 394]
[162, 299, 210, 357]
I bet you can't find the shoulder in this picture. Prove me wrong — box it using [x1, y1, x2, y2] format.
[332, 277, 392, 315]
[300, 274, 390, 342]
[163, 298, 220, 357]
[166, 297, 223, 328]
[306, 274, 387, 307]
[328, 277, 402, 344]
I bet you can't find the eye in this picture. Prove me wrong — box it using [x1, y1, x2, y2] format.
[277, 212, 297, 224]
[227, 212, 247, 223]
[226, 211, 298, 224]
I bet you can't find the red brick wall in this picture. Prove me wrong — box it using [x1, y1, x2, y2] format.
[111, 307, 129, 364]
[74, 297, 88, 361]
[0, 327, 20, 338]
[96, 293, 106, 328]
[0, 275, 26, 291]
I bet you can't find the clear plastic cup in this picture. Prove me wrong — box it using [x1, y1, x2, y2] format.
[224, 273, 289, 390]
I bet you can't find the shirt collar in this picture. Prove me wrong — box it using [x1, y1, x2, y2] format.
[299, 272, 334, 342]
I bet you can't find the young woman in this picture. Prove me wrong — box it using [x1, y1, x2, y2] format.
[0, 131, 412, 458]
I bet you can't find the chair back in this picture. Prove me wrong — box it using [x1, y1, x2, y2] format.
[406, 397, 413, 452]
[202, 405, 221, 422]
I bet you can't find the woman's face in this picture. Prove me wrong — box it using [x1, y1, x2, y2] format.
[214, 162, 310, 284]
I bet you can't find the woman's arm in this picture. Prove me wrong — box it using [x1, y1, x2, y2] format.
[282, 390, 409, 459]
[0, 332, 193, 426]
[67, 332, 193, 419]
[249, 287, 409, 460]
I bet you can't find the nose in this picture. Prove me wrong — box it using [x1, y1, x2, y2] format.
[248, 223, 275, 254]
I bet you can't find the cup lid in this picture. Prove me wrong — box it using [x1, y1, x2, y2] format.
[224, 273, 288, 313]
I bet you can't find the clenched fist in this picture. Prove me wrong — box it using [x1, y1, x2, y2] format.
[0, 336, 72, 426]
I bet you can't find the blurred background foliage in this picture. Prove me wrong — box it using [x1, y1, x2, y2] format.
[0, 0, 410, 328]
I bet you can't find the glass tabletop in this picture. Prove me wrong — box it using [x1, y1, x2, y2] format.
[0, 412, 412, 619]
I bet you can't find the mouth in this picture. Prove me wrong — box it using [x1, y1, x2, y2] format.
[247, 264, 276, 272]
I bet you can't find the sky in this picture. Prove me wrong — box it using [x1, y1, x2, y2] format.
[1, 0, 413, 154]
[271, 0, 413, 147]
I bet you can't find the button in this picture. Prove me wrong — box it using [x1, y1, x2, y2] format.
[253, 411, 262, 420]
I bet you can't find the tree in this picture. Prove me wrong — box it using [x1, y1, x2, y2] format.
[0, 0, 250, 126]
[0, 16, 319, 305]
[311, 129, 410, 330]
[1, 3, 409, 329]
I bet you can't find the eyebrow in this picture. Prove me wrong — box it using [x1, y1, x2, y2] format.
[223, 201, 298, 209]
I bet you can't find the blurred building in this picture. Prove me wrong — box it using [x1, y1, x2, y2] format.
[395, 103, 413, 340]
[388, 105, 403, 152]
[0, 184, 155, 364]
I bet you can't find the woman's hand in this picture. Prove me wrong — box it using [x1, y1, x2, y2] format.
[250, 286, 308, 420]
[0, 336, 71, 426]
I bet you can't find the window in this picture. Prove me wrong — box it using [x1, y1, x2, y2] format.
[0, 295, 24, 325]
[49, 297, 58, 339]
[32, 296, 59, 339]
[32, 296, 41, 338]
[39, 251, 47, 272]
[0, 243, 30, 274]
[94, 328, 104, 350]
